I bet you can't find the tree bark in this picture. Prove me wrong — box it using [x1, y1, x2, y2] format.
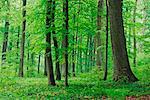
[104, 0, 108, 80]
[46, 0, 55, 86]
[72, 14, 76, 77]
[63, 0, 69, 86]
[1, 21, 9, 65]
[1, 0, 10, 65]
[96, 0, 103, 69]
[52, 0, 61, 80]
[108, 0, 138, 82]
[44, 55, 47, 76]
[19, 0, 27, 77]
[38, 55, 41, 74]
[16, 26, 20, 73]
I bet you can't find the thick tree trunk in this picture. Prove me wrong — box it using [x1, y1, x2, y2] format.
[63, 0, 69, 86]
[46, 0, 55, 86]
[52, 0, 61, 80]
[108, 0, 138, 82]
[19, 0, 27, 77]
[96, 0, 103, 69]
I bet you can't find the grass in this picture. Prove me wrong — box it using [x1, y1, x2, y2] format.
[0, 64, 150, 99]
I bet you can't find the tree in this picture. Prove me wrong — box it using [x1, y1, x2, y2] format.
[19, 0, 27, 77]
[37, 54, 41, 74]
[72, 13, 76, 77]
[108, 0, 138, 82]
[1, 0, 10, 65]
[45, 0, 55, 86]
[44, 55, 47, 76]
[104, 0, 108, 80]
[96, 0, 103, 69]
[52, 0, 61, 80]
[63, 0, 69, 86]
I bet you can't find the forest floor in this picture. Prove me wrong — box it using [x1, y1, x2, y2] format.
[0, 65, 150, 99]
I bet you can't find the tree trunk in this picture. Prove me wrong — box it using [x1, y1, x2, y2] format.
[52, 0, 61, 80]
[63, 0, 69, 86]
[16, 26, 20, 73]
[1, 0, 10, 65]
[27, 41, 30, 70]
[19, 0, 27, 77]
[38, 55, 41, 74]
[108, 0, 138, 82]
[85, 34, 90, 72]
[104, 0, 108, 80]
[44, 55, 47, 76]
[72, 14, 76, 77]
[46, 0, 55, 86]
[1, 21, 9, 65]
[96, 0, 103, 69]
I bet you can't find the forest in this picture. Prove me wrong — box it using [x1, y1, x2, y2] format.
[0, 0, 150, 99]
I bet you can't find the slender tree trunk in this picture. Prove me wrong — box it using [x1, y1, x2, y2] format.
[38, 55, 41, 74]
[89, 15, 94, 69]
[108, 0, 138, 82]
[52, 0, 61, 80]
[16, 26, 20, 73]
[31, 53, 35, 65]
[1, 0, 10, 65]
[44, 55, 47, 76]
[19, 0, 27, 77]
[27, 41, 30, 70]
[1, 21, 9, 65]
[46, 0, 55, 86]
[96, 0, 103, 69]
[63, 0, 69, 86]
[89, 34, 93, 68]
[16, 27, 20, 59]
[104, 0, 108, 80]
[76, 0, 81, 72]
[133, 0, 138, 67]
[85, 35, 90, 72]
[72, 14, 76, 77]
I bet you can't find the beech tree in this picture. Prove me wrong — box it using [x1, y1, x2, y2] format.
[52, 0, 61, 80]
[96, 0, 103, 69]
[108, 0, 138, 82]
[45, 0, 55, 86]
[63, 0, 69, 86]
[19, 0, 27, 77]
[1, 0, 9, 65]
